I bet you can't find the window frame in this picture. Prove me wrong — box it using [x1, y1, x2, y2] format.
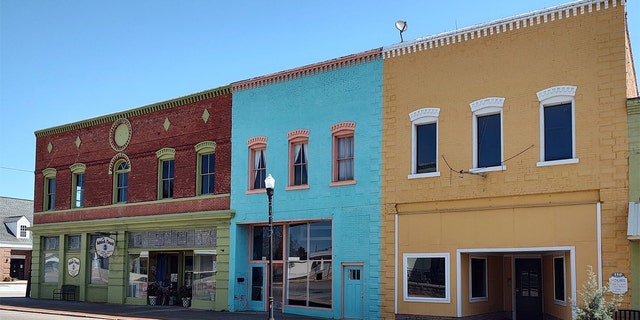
[247, 136, 268, 193]
[19, 225, 28, 238]
[70, 163, 86, 208]
[409, 108, 440, 179]
[469, 256, 488, 302]
[112, 160, 129, 203]
[536, 86, 579, 167]
[89, 234, 109, 285]
[553, 255, 567, 305]
[287, 129, 310, 190]
[470, 98, 505, 173]
[42, 168, 57, 211]
[403, 252, 450, 303]
[43, 236, 59, 283]
[331, 122, 356, 186]
[156, 148, 176, 200]
[195, 141, 217, 196]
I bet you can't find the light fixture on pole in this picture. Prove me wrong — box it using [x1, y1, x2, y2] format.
[264, 174, 276, 320]
[395, 20, 408, 42]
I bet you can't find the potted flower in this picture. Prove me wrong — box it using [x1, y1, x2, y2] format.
[147, 281, 161, 306]
[178, 285, 192, 307]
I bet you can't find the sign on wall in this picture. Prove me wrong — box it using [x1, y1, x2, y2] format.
[609, 273, 628, 295]
[67, 257, 80, 277]
[96, 236, 115, 258]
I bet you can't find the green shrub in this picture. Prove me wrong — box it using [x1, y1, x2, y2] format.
[573, 266, 623, 320]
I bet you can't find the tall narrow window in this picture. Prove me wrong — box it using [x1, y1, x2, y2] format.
[156, 148, 176, 199]
[331, 122, 355, 185]
[89, 235, 109, 284]
[287, 129, 309, 189]
[70, 163, 86, 208]
[409, 108, 440, 178]
[470, 257, 488, 301]
[537, 86, 578, 166]
[43, 236, 59, 283]
[113, 160, 129, 203]
[470, 98, 504, 171]
[554, 256, 566, 304]
[42, 168, 57, 211]
[248, 137, 267, 191]
[195, 141, 216, 195]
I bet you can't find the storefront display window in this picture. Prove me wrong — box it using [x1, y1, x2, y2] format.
[193, 251, 216, 301]
[128, 252, 148, 297]
[43, 237, 59, 283]
[90, 235, 109, 284]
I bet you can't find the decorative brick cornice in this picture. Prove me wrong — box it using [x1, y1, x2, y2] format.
[35, 85, 231, 138]
[232, 49, 382, 92]
[383, 0, 623, 59]
[287, 129, 310, 141]
[409, 108, 440, 122]
[247, 136, 267, 147]
[331, 122, 356, 134]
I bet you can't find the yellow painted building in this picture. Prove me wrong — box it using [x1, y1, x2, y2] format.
[381, 1, 635, 319]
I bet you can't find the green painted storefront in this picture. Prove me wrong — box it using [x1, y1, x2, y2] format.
[29, 210, 233, 311]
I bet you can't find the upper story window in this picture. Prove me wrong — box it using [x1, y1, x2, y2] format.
[287, 129, 309, 189]
[156, 148, 176, 199]
[113, 160, 129, 203]
[409, 108, 440, 179]
[19, 225, 28, 238]
[195, 141, 216, 195]
[331, 122, 356, 186]
[470, 98, 505, 172]
[70, 163, 86, 208]
[248, 136, 267, 191]
[42, 168, 56, 211]
[536, 86, 578, 166]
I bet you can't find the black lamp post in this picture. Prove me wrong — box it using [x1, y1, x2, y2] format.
[264, 174, 276, 320]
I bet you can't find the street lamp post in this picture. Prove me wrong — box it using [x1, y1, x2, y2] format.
[264, 174, 276, 320]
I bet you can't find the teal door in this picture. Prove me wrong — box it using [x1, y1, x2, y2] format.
[249, 264, 265, 311]
[343, 265, 364, 319]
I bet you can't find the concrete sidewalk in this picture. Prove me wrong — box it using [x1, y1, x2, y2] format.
[0, 296, 324, 320]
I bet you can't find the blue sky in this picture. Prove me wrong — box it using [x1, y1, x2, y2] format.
[1, 0, 639, 201]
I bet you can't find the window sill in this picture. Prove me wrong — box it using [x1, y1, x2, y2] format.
[330, 180, 356, 187]
[245, 189, 266, 195]
[554, 299, 567, 306]
[408, 172, 441, 179]
[469, 165, 506, 173]
[536, 158, 579, 167]
[470, 297, 488, 303]
[403, 296, 450, 303]
[286, 185, 309, 191]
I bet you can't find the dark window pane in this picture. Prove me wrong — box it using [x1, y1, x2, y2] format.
[471, 258, 486, 298]
[407, 257, 446, 299]
[288, 224, 308, 260]
[252, 226, 283, 261]
[477, 114, 501, 167]
[337, 136, 354, 180]
[554, 258, 565, 301]
[309, 221, 332, 257]
[293, 144, 308, 185]
[544, 103, 572, 161]
[200, 154, 215, 194]
[416, 123, 437, 173]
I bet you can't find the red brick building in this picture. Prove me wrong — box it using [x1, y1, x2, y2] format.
[30, 86, 234, 310]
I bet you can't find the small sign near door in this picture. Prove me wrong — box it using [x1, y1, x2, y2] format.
[609, 273, 628, 294]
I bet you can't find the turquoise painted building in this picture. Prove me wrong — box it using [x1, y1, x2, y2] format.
[229, 49, 383, 319]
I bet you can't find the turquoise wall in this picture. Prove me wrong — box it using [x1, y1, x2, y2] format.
[229, 58, 382, 319]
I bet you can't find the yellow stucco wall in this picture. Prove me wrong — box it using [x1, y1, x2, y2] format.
[381, 1, 629, 318]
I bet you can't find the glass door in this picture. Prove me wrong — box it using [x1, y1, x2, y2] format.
[249, 264, 265, 311]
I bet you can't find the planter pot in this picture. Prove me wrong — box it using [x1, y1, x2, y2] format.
[148, 296, 158, 306]
[181, 297, 191, 308]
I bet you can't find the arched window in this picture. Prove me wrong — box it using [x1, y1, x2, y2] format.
[113, 160, 129, 203]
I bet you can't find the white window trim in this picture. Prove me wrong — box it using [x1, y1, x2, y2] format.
[470, 98, 505, 171]
[409, 108, 440, 179]
[536, 86, 579, 167]
[553, 255, 567, 306]
[469, 256, 488, 302]
[403, 252, 450, 303]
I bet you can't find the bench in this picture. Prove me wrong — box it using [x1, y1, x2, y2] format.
[52, 284, 78, 301]
[615, 309, 640, 320]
